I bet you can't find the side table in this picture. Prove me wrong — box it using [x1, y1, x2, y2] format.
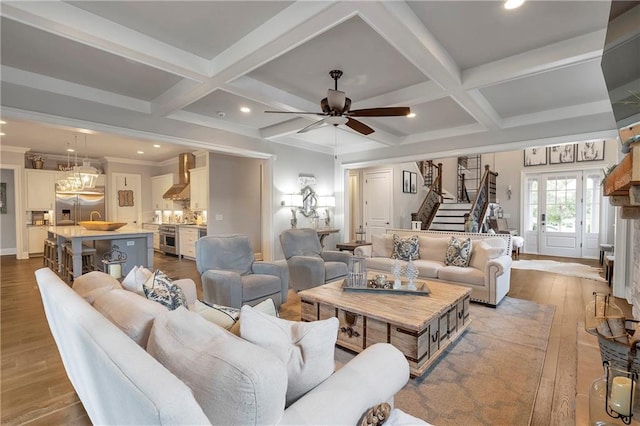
[336, 241, 372, 253]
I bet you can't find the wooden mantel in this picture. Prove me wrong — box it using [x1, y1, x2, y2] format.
[603, 142, 640, 219]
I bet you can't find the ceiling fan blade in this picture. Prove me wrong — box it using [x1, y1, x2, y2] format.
[345, 118, 374, 135]
[348, 107, 411, 117]
[264, 110, 326, 115]
[297, 119, 327, 134]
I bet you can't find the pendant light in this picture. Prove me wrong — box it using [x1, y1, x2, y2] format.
[56, 141, 82, 192]
[73, 134, 99, 189]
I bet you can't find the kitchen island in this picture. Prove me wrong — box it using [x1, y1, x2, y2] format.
[45, 226, 154, 279]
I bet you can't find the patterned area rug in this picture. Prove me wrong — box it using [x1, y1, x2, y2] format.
[336, 297, 555, 425]
[512, 259, 605, 282]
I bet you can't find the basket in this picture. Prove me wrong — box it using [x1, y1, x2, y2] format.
[596, 319, 640, 374]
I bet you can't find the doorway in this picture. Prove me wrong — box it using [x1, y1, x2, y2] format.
[363, 169, 393, 240]
[523, 169, 603, 258]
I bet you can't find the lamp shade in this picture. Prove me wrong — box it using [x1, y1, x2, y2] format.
[283, 194, 303, 207]
[318, 196, 335, 207]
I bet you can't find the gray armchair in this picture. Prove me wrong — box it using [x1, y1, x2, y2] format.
[280, 228, 351, 291]
[195, 234, 289, 309]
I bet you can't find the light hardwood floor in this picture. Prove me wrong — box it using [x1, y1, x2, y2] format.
[0, 253, 629, 425]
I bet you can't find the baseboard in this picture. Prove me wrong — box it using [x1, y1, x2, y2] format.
[0, 248, 17, 255]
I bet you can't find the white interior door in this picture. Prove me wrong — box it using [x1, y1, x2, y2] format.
[111, 173, 142, 226]
[364, 169, 393, 240]
[540, 172, 582, 257]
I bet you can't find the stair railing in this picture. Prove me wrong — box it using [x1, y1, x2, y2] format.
[468, 165, 498, 229]
[411, 162, 443, 229]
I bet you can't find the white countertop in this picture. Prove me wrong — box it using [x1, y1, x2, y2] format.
[45, 225, 154, 238]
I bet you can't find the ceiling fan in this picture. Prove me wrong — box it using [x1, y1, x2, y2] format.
[264, 70, 410, 136]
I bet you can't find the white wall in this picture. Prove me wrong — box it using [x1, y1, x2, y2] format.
[271, 144, 335, 259]
[0, 169, 17, 252]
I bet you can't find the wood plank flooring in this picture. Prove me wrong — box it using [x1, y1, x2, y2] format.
[0, 252, 629, 425]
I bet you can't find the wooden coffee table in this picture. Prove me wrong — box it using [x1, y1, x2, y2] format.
[299, 275, 472, 377]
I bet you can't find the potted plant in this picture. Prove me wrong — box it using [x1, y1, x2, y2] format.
[28, 154, 45, 169]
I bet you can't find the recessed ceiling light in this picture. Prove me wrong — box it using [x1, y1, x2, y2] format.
[0, 120, 6, 124]
[0, 132, 4, 136]
[67, 148, 75, 152]
[240, 106, 251, 113]
[407, 113, 416, 118]
[504, 0, 525, 9]
[137, 151, 144, 154]
[153, 144, 160, 148]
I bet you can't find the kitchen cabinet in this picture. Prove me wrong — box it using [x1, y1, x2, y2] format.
[189, 167, 208, 211]
[151, 174, 175, 210]
[25, 170, 58, 210]
[142, 223, 160, 251]
[28, 226, 48, 254]
[179, 227, 198, 259]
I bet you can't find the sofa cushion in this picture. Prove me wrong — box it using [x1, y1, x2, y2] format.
[444, 237, 473, 267]
[412, 260, 443, 278]
[240, 305, 339, 407]
[469, 241, 504, 270]
[371, 234, 394, 258]
[193, 299, 240, 329]
[143, 270, 187, 311]
[438, 265, 485, 286]
[93, 289, 167, 347]
[121, 265, 152, 295]
[391, 234, 420, 261]
[147, 307, 288, 425]
[72, 271, 122, 304]
[418, 237, 450, 262]
[366, 257, 396, 273]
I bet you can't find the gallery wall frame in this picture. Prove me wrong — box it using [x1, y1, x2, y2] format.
[549, 144, 575, 164]
[524, 147, 547, 166]
[410, 172, 418, 194]
[0, 182, 6, 214]
[576, 141, 605, 162]
[402, 170, 411, 193]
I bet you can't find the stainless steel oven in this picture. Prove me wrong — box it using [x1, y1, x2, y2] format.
[159, 224, 178, 255]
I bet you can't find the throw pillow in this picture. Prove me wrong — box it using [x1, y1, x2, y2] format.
[147, 307, 288, 425]
[444, 237, 473, 267]
[229, 298, 278, 336]
[469, 240, 504, 270]
[371, 234, 394, 258]
[72, 270, 122, 304]
[391, 234, 420, 261]
[143, 270, 187, 311]
[240, 305, 339, 406]
[121, 265, 153, 295]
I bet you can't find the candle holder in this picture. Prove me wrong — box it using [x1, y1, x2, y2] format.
[605, 362, 638, 423]
[355, 226, 366, 243]
[102, 244, 127, 280]
[348, 256, 367, 288]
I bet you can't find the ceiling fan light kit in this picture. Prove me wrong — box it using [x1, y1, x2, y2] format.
[264, 69, 411, 135]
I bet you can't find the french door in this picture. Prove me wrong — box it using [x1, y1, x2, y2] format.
[523, 170, 602, 258]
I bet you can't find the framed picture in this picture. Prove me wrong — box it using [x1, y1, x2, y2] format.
[410, 172, 418, 194]
[576, 141, 605, 162]
[549, 144, 575, 164]
[0, 182, 6, 214]
[524, 147, 547, 166]
[402, 170, 411, 193]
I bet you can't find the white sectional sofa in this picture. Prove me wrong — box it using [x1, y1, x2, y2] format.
[35, 267, 411, 425]
[354, 229, 513, 306]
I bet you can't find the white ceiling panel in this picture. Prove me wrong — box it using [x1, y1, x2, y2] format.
[68, 1, 293, 59]
[480, 60, 609, 118]
[248, 15, 429, 104]
[408, 1, 611, 69]
[0, 18, 182, 101]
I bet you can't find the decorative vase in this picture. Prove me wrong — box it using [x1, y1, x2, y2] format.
[33, 159, 44, 169]
[404, 256, 418, 290]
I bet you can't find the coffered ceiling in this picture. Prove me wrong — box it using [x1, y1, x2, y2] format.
[0, 1, 626, 163]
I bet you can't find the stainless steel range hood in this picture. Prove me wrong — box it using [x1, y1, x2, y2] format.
[163, 153, 196, 201]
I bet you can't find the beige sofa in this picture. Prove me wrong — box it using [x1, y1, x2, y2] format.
[354, 229, 512, 306]
[35, 267, 410, 425]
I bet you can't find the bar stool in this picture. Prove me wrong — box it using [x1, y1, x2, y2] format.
[43, 238, 58, 271]
[604, 255, 615, 286]
[62, 244, 97, 283]
[599, 244, 614, 265]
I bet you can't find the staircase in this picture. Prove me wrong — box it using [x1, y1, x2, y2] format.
[429, 202, 472, 232]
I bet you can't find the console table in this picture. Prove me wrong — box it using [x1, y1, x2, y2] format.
[316, 228, 339, 248]
[336, 241, 372, 253]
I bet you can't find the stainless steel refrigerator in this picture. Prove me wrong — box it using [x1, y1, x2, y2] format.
[55, 187, 106, 225]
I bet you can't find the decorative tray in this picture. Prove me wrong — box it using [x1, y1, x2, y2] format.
[341, 279, 430, 296]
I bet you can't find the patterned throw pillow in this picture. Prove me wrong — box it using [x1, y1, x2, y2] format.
[391, 234, 420, 261]
[143, 270, 187, 310]
[444, 237, 473, 267]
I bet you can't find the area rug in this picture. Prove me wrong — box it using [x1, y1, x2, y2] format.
[336, 297, 555, 425]
[512, 259, 605, 282]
